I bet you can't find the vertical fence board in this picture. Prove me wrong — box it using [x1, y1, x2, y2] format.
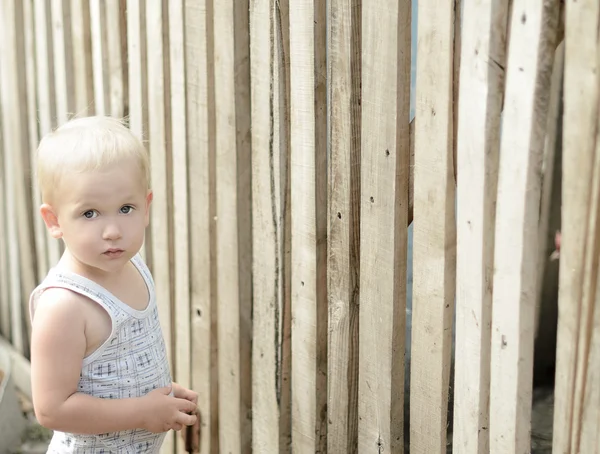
[453, 0, 509, 452]
[411, 0, 456, 451]
[168, 3, 191, 454]
[23, 0, 48, 283]
[0, 0, 37, 354]
[185, 0, 217, 451]
[106, 0, 126, 118]
[489, 0, 559, 452]
[357, 0, 410, 452]
[327, 0, 361, 452]
[90, 0, 109, 115]
[70, 0, 94, 116]
[50, 0, 73, 125]
[0, 95, 10, 341]
[213, 0, 253, 451]
[249, 0, 281, 451]
[274, 2, 292, 450]
[553, 0, 600, 451]
[289, 0, 328, 452]
[33, 0, 61, 268]
[145, 1, 174, 452]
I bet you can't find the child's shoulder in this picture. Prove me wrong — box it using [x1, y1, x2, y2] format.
[33, 286, 90, 322]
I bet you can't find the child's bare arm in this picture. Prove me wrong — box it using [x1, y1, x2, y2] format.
[30, 289, 197, 435]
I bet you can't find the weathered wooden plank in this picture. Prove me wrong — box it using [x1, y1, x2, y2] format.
[249, 0, 281, 451]
[168, 2, 191, 453]
[0, 91, 10, 341]
[70, 0, 94, 116]
[274, 2, 292, 450]
[326, 0, 361, 452]
[126, 0, 151, 264]
[289, 0, 328, 452]
[213, 0, 253, 451]
[145, 2, 174, 452]
[23, 0, 47, 283]
[0, 0, 37, 355]
[51, 0, 74, 125]
[357, 1, 410, 452]
[106, 0, 126, 118]
[452, 0, 509, 452]
[33, 0, 61, 269]
[410, 0, 456, 451]
[185, 0, 217, 451]
[90, 0, 109, 116]
[489, 0, 559, 452]
[553, 0, 600, 450]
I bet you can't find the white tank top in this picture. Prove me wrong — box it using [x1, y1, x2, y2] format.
[29, 254, 172, 453]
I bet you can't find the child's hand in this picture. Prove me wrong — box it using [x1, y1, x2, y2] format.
[172, 383, 201, 452]
[140, 387, 198, 433]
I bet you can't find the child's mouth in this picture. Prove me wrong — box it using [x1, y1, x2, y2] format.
[104, 248, 124, 258]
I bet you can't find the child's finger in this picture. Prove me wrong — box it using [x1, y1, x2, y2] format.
[177, 411, 197, 427]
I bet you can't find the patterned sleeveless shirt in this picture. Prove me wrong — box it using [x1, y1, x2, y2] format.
[29, 254, 172, 454]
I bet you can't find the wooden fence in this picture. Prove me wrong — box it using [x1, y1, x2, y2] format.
[0, 0, 597, 453]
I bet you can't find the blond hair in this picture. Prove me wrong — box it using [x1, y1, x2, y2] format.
[36, 116, 150, 203]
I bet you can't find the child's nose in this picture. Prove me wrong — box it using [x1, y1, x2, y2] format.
[102, 223, 122, 240]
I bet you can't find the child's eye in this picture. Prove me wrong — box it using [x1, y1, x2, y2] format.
[120, 205, 134, 214]
[83, 210, 98, 219]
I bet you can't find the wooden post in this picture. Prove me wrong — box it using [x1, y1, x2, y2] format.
[0, 0, 37, 355]
[185, 0, 218, 451]
[50, 0, 74, 125]
[213, 0, 253, 451]
[23, 0, 48, 283]
[106, 0, 126, 118]
[146, 1, 174, 452]
[33, 0, 61, 268]
[289, 0, 328, 452]
[553, 0, 600, 451]
[356, 0, 410, 452]
[70, 0, 94, 116]
[489, 0, 559, 452]
[327, 0, 361, 452]
[410, 0, 456, 451]
[169, 2, 191, 453]
[250, 0, 293, 451]
[453, 0, 509, 452]
[90, 0, 110, 116]
[0, 101, 9, 341]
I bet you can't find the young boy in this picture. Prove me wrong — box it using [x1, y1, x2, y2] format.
[29, 116, 198, 453]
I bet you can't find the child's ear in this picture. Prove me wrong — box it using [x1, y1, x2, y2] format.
[145, 190, 153, 225]
[40, 204, 63, 239]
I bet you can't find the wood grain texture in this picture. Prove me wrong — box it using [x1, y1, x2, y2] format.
[289, 0, 328, 452]
[90, 0, 109, 116]
[145, 1, 174, 452]
[250, 0, 284, 451]
[553, 0, 600, 451]
[327, 0, 361, 452]
[185, 0, 218, 451]
[169, 3, 191, 453]
[70, 0, 94, 116]
[50, 0, 74, 125]
[410, 0, 456, 451]
[0, 0, 36, 355]
[33, 0, 61, 268]
[22, 0, 47, 283]
[453, 0, 509, 452]
[106, 0, 126, 118]
[213, 0, 253, 451]
[489, 0, 559, 452]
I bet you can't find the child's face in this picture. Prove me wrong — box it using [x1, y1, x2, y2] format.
[41, 158, 152, 274]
